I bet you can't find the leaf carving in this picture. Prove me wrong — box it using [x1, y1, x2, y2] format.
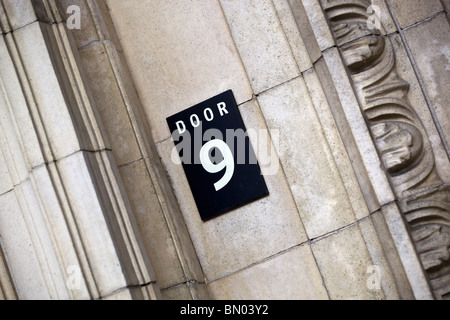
[321, 0, 450, 299]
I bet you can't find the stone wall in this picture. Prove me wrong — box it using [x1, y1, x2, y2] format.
[0, 0, 448, 300]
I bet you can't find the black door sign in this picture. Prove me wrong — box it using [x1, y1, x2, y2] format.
[166, 90, 269, 221]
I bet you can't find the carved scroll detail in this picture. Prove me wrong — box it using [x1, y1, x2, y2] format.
[322, 0, 450, 299]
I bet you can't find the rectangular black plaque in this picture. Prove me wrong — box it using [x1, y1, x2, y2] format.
[167, 90, 269, 221]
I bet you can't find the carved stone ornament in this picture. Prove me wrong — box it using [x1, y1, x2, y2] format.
[322, 0, 450, 299]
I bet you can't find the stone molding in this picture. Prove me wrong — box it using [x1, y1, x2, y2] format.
[0, 0, 161, 299]
[0, 237, 17, 300]
[55, 0, 209, 299]
[320, 0, 450, 299]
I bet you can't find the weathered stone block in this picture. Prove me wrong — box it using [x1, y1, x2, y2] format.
[389, 0, 443, 29]
[311, 225, 385, 300]
[220, 0, 300, 93]
[209, 245, 329, 300]
[257, 76, 357, 239]
[404, 14, 450, 157]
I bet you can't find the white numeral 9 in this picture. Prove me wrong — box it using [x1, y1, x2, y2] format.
[200, 140, 235, 191]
